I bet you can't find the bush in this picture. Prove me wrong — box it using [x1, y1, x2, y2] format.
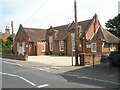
[113, 54, 120, 67]
[109, 51, 120, 67]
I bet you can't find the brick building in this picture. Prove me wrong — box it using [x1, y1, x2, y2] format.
[2, 26, 11, 41]
[13, 14, 119, 57]
[13, 24, 46, 56]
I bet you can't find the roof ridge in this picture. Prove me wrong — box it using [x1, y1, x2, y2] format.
[23, 27, 46, 30]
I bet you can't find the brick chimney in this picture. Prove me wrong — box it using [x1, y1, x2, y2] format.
[5, 26, 10, 34]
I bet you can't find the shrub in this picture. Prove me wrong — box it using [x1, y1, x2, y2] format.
[109, 51, 120, 67]
[113, 54, 120, 67]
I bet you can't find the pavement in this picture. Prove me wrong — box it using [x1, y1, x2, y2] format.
[28, 55, 77, 66]
[1, 56, 120, 87]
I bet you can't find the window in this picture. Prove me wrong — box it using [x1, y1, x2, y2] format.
[91, 43, 97, 52]
[110, 44, 114, 51]
[41, 44, 46, 52]
[71, 33, 75, 51]
[59, 41, 64, 51]
[22, 42, 25, 53]
[55, 30, 58, 38]
[17, 43, 20, 52]
[49, 36, 53, 51]
[86, 44, 91, 48]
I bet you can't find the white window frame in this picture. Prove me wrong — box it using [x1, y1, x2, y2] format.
[22, 42, 25, 52]
[91, 43, 97, 52]
[59, 40, 64, 51]
[71, 33, 75, 52]
[41, 44, 46, 52]
[49, 36, 53, 51]
[110, 44, 114, 51]
[17, 43, 20, 52]
[86, 44, 91, 48]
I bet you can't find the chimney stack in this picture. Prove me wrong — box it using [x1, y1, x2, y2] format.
[5, 26, 10, 34]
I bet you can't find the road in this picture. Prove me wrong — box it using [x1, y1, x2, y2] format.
[1, 60, 119, 88]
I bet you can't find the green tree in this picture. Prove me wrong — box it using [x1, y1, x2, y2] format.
[2, 35, 13, 49]
[105, 14, 120, 38]
[7, 35, 13, 42]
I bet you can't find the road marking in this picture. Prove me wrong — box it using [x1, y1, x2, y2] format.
[37, 84, 49, 88]
[3, 61, 23, 67]
[2, 72, 19, 78]
[19, 77, 36, 86]
[1, 72, 50, 88]
[3, 61, 8, 64]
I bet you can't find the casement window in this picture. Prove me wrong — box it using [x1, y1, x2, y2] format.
[59, 40, 64, 51]
[110, 44, 114, 51]
[86, 44, 91, 48]
[55, 30, 58, 38]
[71, 33, 75, 51]
[91, 43, 97, 52]
[41, 44, 46, 52]
[49, 36, 53, 51]
[22, 42, 25, 52]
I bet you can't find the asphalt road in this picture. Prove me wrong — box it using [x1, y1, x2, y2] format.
[1, 60, 119, 88]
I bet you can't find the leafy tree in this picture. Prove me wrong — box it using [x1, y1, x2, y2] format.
[2, 35, 13, 49]
[105, 14, 120, 38]
[7, 35, 13, 42]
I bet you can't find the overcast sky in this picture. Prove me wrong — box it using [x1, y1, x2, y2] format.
[0, 0, 119, 34]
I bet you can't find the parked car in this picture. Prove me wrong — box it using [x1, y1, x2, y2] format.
[101, 52, 109, 62]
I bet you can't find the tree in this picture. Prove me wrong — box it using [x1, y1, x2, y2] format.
[2, 35, 13, 49]
[7, 35, 13, 42]
[105, 14, 120, 38]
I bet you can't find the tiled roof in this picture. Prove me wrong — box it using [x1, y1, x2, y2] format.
[23, 27, 46, 42]
[48, 19, 92, 40]
[92, 27, 119, 43]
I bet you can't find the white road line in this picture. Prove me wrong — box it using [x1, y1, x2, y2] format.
[19, 77, 36, 86]
[37, 84, 49, 88]
[3, 61, 8, 64]
[3, 61, 23, 67]
[2, 72, 19, 78]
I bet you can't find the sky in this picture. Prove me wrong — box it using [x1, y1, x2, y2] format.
[0, 0, 119, 34]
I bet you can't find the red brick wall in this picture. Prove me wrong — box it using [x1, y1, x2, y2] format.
[86, 18, 100, 40]
[81, 53, 101, 65]
[13, 25, 29, 55]
[36, 42, 46, 55]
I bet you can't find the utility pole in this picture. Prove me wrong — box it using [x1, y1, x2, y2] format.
[11, 21, 14, 36]
[74, 0, 79, 66]
[11, 21, 14, 54]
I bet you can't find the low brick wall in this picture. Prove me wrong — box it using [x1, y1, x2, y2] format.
[79, 53, 101, 65]
[2, 54, 28, 61]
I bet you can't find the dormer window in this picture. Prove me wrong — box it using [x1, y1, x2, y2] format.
[79, 32, 82, 37]
[54, 30, 58, 38]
